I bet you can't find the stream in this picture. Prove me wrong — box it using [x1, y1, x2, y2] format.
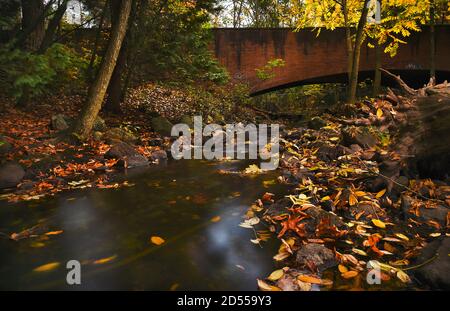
[0, 159, 288, 290]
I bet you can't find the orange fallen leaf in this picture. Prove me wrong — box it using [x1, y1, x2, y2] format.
[341, 270, 359, 279]
[45, 230, 63, 236]
[150, 236, 165, 245]
[298, 274, 323, 284]
[93, 255, 117, 265]
[210, 216, 221, 223]
[33, 262, 60, 272]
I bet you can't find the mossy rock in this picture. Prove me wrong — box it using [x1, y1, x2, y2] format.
[151, 116, 173, 137]
[103, 127, 137, 144]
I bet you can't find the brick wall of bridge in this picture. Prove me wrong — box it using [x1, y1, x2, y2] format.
[212, 26, 450, 94]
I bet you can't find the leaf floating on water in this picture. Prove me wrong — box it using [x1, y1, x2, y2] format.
[267, 269, 284, 281]
[429, 232, 441, 237]
[33, 262, 60, 272]
[239, 217, 260, 228]
[244, 164, 262, 174]
[273, 252, 290, 261]
[93, 255, 117, 265]
[210, 216, 221, 223]
[257, 279, 282, 291]
[150, 236, 165, 245]
[45, 230, 63, 236]
[372, 219, 386, 229]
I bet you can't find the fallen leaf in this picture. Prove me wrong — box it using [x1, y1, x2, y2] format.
[372, 219, 386, 229]
[45, 230, 63, 236]
[375, 189, 386, 198]
[341, 270, 359, 279]
[338, 264, 348, 273]
[376, 108, 383, 119]
[298, 274, 323, 285]
[210, 216, 221, 223]
[150, 236, 165, 245]
[33, 262, 60, 272]
[267, 269, 284, 281]
[93, 255, 117, 265]
[257, 279, 282, 291]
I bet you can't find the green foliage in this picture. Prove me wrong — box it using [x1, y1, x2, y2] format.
[0, 44, 88, 100]
[255, 58, 286, 80]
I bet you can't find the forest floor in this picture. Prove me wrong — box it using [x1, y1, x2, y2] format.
[0, 83, 449, 290]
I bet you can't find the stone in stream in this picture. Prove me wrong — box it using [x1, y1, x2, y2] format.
[0, 162, 25, 189]
[414, 238, 450, 290]
[303, 205, 345, 233]
[150, 150, 168, 162]
[294, 243, 337, 272]
[104, 141, 149, 168]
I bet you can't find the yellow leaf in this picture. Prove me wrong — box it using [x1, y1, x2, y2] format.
[429, 232, 441, 237]
[352, 248, 368, 256]
[257, 279, 282, 291]
[396, 270, 411, 283]
[210, 216, 221, 223]
[376, 108, 383, 118]
[394, 233, 409, 241]
[349, 194, 358, 206]
[341, 270, 359, 279]
[45, 230, 63, 236]
[372, 219, 386, 229]
[338, 264, 348, 273]
[375, 189, 386, 198]
[354, 191, 367, 197]
[298, 274, 323, 284]
[150, 236, 165, 245]
[33, 262, 60, 272]
[267, 269, 284, 281]
[93, 255, 117, 265]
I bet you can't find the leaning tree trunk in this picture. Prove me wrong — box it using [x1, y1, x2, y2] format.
[72, 0, 132, 140]
[38, 0, 69, 53]
[20, 0, 46, 52]
[348, 0, 370, 105]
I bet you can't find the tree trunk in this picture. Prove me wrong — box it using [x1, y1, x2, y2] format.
[373, 39, 382, 97]
[342, 0, 353, 83]
[38, 0, 69, 53]
[429, 0, 436, 81]
[72, 0, 132, 140]
[20, 0, 45, 51]
[86, 0, 109, 81]
[348, 0, 370, 105]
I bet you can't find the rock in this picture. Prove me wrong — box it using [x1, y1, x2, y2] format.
[0, 135, 12, 155]
[104, 142, 149, 168]
[303, 205, 345, 233]
[179, 115, 194, 128]
[103, 128, 137, 144]
[264, 198, 291, 217]
[342, 127, 378, 148]
[295, 243, 337, 272]
[312, 142, 344, 162]
[51, 114, 69, 131]
[0, 162, 25, 189]
[150, 150, 168, 162]
[92, 131, 103, 141]
[93, 116, 107, 131]
[151, 116, 173, 137]
[307, 117, 326, 130]
[414, 238, 450, 290]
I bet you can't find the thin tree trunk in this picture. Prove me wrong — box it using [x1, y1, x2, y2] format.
[39, 0, 69, 53]
[348, 0, 370, 105]
[342, 0, 353, 83]
[429, 0, 436, 81]
[72, 0, 132, 140]
[373, 38, 382, 97]
[86, 0, 109, 81]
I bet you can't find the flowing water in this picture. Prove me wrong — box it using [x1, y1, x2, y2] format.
[0, 159, 287, 290]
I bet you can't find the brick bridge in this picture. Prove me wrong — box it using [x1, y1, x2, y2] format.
[212, 26, 450, 95]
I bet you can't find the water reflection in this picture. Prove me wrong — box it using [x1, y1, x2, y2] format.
[0, 159, 285, 290]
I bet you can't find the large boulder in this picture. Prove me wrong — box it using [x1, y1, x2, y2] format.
[151, 116, 173, 137]
[103, 127, 137, 144]
[0, 162, 25, 189]
[104, 141, 148, 168]
[295, 243, 337, 272]
[51, 114, 69, 131]
[414, 238, 450, 290]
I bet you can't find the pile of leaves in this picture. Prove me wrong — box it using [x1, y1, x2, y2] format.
[240, 97, 449, 291]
